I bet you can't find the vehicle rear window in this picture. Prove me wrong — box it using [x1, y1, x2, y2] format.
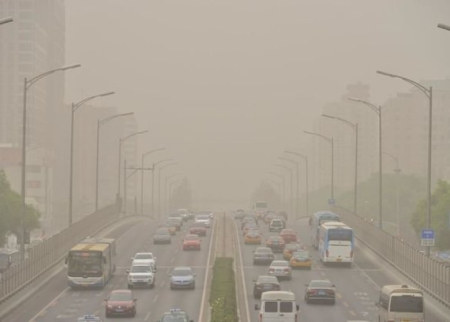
[390, 295, 423, 313]
[280, 301, 293, 313]
[264, 301, 278, 312]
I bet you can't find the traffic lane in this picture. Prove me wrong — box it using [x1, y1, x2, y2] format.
[1, 218, 152, 322]
[237, 225, 357, 322]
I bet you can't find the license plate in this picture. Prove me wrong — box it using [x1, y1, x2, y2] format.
[336, 258, 342, 262]
[318, 291, 325, 295]
[116, 309, 123, 312]
[276, 269, 283, 272]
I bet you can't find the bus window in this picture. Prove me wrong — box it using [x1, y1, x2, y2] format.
[390, 295, 423, 313]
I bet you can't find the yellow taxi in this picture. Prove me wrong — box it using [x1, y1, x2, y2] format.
[244, 231, 262, 245]
[289, 250, 312, 269]
[283, 243, 303, 260]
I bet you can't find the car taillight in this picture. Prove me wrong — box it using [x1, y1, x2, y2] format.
[326, 250, 329, 257]
[284, 268, 290, 272]
[269, 268, 274, 272]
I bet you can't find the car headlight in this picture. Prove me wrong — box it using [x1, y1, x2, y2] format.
[107, 305, 113, 308]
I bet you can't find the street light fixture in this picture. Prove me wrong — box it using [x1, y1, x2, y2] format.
[69, 91, 115, 226]
[279, 157, 299, 220]
[376, 70, 433, 255]
[0, 17, 13, 25]
[285, 151, 309, 216]
[141, 148, 166, 214]
[20, 64, 80, 260]
[157, 162, 178, 217]
[268, 171, 286, 208]
[383, 151, 401, 237]
[322, 114, 359, 216]
[437, 23, 450, 31]
[95, 112, 133, 210]
[304, 131, 334, 201]
[274, 163, 294, 220]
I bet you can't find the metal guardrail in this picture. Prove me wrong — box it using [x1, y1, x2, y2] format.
[333, 206, 450, 307]
[0, 202, 120, 303]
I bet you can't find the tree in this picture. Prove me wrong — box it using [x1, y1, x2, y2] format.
[0, 170, 40, 245]
[411, 180, 450, 250]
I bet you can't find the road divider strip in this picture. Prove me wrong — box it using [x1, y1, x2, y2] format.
[210, 257, 238, 322]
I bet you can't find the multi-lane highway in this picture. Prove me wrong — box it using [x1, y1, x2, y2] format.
[234, 216, 450, 322]
[2, 217, 216, 322]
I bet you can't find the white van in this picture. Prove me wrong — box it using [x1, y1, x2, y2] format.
[255, 291, 299, 322]
[376, 284, 424, 322]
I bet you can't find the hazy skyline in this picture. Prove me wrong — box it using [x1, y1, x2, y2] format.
[65, 0, 450, 205]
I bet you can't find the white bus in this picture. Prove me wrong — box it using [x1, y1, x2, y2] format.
[377, 284, 424, 322]
[310, 211, 340, 248]
[318, 221, 354, 266]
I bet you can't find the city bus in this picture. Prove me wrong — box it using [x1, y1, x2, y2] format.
[318, 221, 354, 266]
[65, 238, 116, 289]
[0, 249, 20, 273]
[377, 284, 424, 322]
[310, 211, 340, 248]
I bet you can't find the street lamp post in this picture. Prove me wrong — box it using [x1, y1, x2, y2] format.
[21, 64, 80, 260]
[141, 148, 165, 214]
[268, 172, 286, 209]
[322, 114, 359, 215]
[304, 131, 334, 201]
[164, 173, 183, 214]
[151, 159, 173, 216]
[376, 70, 433, 255]
[285, 151, 309, 216]
[279, 157, 299, 220]
[95, 112, 133, 211]
[383, 151, 401, 237]
[0, 17, 13, 25]
[69, 91, 115, 226]
[158, 162, 177, 217]
[274, 164, 294, 220]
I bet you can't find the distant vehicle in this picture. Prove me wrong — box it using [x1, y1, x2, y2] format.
[131, 252, 157, 270]
[65, 238, 116, 289]
[0, 249, 20, 273]
[159, 223, 176, 235]
[253, 247, 275, 265]
[167, 217, 183, 230]
[253, 275, 280, 299]
[283, 243, 303, 260]
[105, 289, 137, 318]
[290, 250, 312, 269]
[182, 234, 201, 251]
[157, 308, 194, 322]
[242, 222, 258, 236]
[153, 228, 172, 244]
[189, 222, 207, 236]
[310, 211, 340, 248]
[255, 291, 299, 322]
[77, 314, 103, 322]
[376, 284, 424, 322]
[304, 279, 336, 304]
[253, 201, 268, 217]
[244, 231, 262, 245]
[268, 260, 292, 280]
[170, 267, 196, 289]
[195, 214, 211, 228]
[266, 236, 285, 253]
[318, 221, 354, 266]
[126, 264, 155, 289]
[234, 209, 245, 220]
[280, 229, 297, 243]
[269, 218, 285, 232]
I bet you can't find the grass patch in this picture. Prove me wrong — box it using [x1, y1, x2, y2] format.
[210, 257, 237, 322]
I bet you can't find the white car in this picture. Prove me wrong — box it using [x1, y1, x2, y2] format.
[126, 263, 155, 288]
[195, 215, 211, 228]
[131, 252, 157, 270]
[268, 260, 292, 280]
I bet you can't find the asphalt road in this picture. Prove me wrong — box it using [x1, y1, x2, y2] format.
[2, 217, 215, 322]
[235, 216, 449, 322]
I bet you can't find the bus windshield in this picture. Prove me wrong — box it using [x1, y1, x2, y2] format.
[328, 229, 352, 241]
[390, 295, 423, 313]
[68, 253, 103, 277]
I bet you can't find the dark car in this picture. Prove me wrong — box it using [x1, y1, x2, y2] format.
[304, 280, 336, 304]
[266, 236, 286, 253]
[157, 308, 194, 322]
[105, 289, 137, 318]
[253, 275, 280, 299]
[253, 247, 275, 265]
[189, 222, 207, 236]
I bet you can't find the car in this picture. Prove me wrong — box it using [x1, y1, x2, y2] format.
[234, 209, 245, 220]
[126, 264, 155, 289]
[266, 236, 285, 253]
[242, 222, 258, 236]
[131, 252, 157, 270]
[253, 247, 275, 265]
[280, 229, 297, 243]
[77, 315, 103, 322]
[195, 214, 211, 228]
[105, 289, 137, 318]
[304, 280, 336, 304]
[253, 275, 280, 299]
[154, 228, 172, 244]
[244, 227, 260, 237]
[170, 267, 196, 289]
[159, 223, 176, 235]
[244, 231, 262, 244]
[157, 308, 194, 322]
[283, 243, 303, 260]
[269, 218, 285, 232]
[183, 234, 201, 251]
[167, 218, 183, 231]
[189, 222, 207, 236]
[268, 260, 292, 280]
[290, 250, 312, 269]
[264, 213, 277, 224]
[241, 217, 257, 229]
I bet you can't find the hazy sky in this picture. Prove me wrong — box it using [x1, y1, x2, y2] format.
[65, 0, 450, 204]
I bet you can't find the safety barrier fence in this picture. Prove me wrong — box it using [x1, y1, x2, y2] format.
[0, 202, 120, 303]
[333, 206, 450, 307]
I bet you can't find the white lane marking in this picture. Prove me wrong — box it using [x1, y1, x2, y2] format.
[161, 280, 165, 287]
[170, 257, 175, 263]
[28, 287, 70, 322]
[198, 218, 217, 322]
[153, 294, 159, 303]
[233, 219, 251, 322]
[145, 311, 152, 321]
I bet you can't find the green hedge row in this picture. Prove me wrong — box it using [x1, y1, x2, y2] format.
[210, 257, 238, 322]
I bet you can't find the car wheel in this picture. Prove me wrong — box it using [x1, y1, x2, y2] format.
[128, 284, 133, 289]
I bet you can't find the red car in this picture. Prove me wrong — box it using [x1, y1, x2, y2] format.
[183, 234, 201, 251]
[280, 229, 297, 243]
[105, 289, 137, 318]
[190, 223, 207, 236]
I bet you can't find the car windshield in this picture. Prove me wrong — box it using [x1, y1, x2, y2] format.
[130, 265, 151, 273]
[256, 248, 272, 254]
[293, 251, 309, 258]
[390, 295, 423, 313]
[185, 235, 199, 240]
[269, 237, 283, 242]
[310, 281, 333, 288]
[257, 276, 277, 284]
[109, 292, 132, 301]
[271, 261, 288, 267]
[135, 254, 152, 260]
[286, 244, 299, 250]
[173, 269, 192, 276]
[161, 314, 189, 322]
[156, 230, 170, 235]
[67, 255, 102, 278]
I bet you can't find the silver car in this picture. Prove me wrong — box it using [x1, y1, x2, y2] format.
[268, 260, 292, 280]
[127, 264, 155, 288]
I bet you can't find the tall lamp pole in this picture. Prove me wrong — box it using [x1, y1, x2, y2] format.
[274, 164, 294, 220]
[21, 64, 80, 260]
[304, 131, 334, 201]
[141, 148, 165, 214]
[383, 151, 401, 237]
[151, 159, 173, 216]
[158, 162, 178, 217]
[268, 171, 286, 209]
[95, 112, 133, 210]
[285, 151, 309, 216]
[279, 157, 299, 220]
[69, 91, 115, 226]
[322, 114, 359, 215]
